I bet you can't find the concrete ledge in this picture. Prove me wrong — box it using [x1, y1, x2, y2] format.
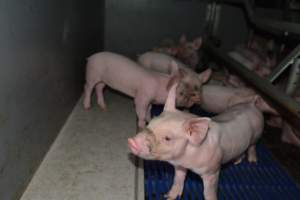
[21, 91, 144, 200]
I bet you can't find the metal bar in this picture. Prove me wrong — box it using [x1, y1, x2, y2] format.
[212, 2, 222, 37]
[286, 58, 300, 95]
[205, 2, 214, 36]
[135, 117, 144, 200]
[267, 43, 300, 83]
[221, 0, 300, 37]
[220, 0, 300, 83]
[211, 1, 217, 35]
[136, 158, 144, 200]
[203, 41, 300, 128]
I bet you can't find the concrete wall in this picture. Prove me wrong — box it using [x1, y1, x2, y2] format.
[0, 0, 103, 199]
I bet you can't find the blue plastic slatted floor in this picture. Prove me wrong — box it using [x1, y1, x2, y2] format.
[144, 105, 300, 200]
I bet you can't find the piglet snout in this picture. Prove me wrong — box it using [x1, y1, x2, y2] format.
[128, 138, 140, 155]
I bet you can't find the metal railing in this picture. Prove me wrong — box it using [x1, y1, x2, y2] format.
[221, 0, 300, 38]
[203, 41, 300, 129]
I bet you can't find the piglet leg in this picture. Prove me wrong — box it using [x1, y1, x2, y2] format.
[201, 171, 219, 200]
[247, 145, 257, 163]
[83, 82, 96, 109]
[165, 166, 187, 200]
[134, 95, 150, 129]
[95, 83, 107, 111]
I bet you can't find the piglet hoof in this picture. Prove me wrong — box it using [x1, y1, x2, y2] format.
[164, 185, 183, 200]
[247, 155, 257, 163]
[164, 194, 180, 200]
[234, 156, 243, 165]
[83, 104, 91, 110]
[233, 155, 245, 165]
[100, 106, 107, 112]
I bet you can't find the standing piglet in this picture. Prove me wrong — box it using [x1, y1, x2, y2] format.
[83, 52, 205, 129]
[84, 52, 179, 128]
[138, 51, 212, 106]
[128, 84, 264, 200]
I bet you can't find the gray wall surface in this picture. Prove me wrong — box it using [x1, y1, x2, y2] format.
[215, 5, 249, 51]
[0, 0, 103, 199]
[104, 1, 248, 57]
[104, 0, 208, 57]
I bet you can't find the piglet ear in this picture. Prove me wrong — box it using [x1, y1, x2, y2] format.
[164, 83, 178, 112]
[253, 95, 278, 115]
[192, 37, 202, 50]
[179, 34, 187, 44]
[198, 68, 212, 84]
[183, 117, 211, 146]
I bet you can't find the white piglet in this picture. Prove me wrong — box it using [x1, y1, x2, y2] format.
[84, 52, 204, 128]
[128, 83, 264, 200]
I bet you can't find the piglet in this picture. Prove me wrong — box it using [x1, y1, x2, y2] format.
[176, 34, 202, 68]
[226, 44, 275, 87]
[83, 52, 177, 128]
[267, 95, 300, 147]
[138, 51, 212, 106]
[151, 34, 202, 68]
[152, 38, 178, 56]
[247, 34, 277, 70]
[138, 51, 188, 73]
[83, 52, 191, 128]
[200, 85, 277, 115]
[128, 83, 264, 200]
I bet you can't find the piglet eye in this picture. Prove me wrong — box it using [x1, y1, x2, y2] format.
[164, 136, 171, 141]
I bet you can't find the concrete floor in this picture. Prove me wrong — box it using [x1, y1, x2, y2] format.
[21, 91, 144, 200]
[19, 89, 300, 200]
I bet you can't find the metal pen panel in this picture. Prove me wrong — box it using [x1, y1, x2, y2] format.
[203, 41, 300, 129]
